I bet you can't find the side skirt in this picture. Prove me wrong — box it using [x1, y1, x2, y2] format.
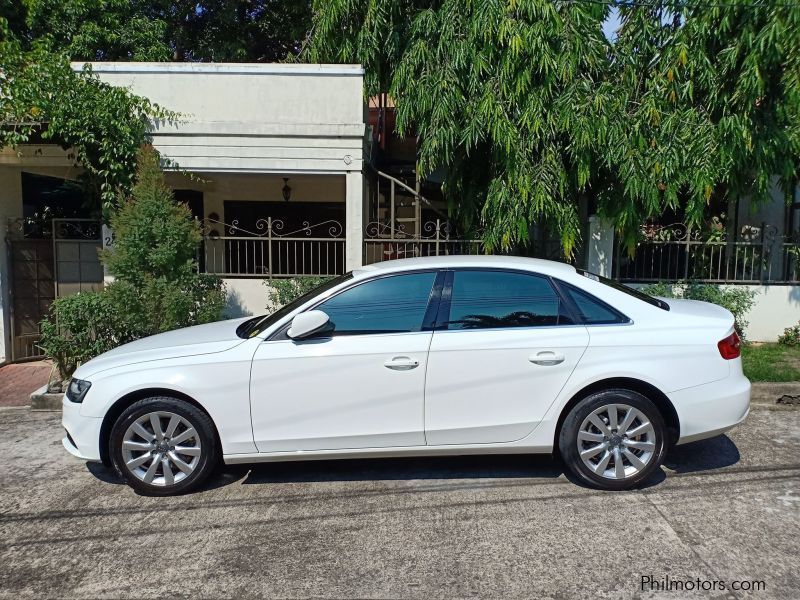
[223, 443, 553, 465]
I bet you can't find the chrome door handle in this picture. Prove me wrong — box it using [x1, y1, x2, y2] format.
[384, 356, 420, 370]
[529, 351, 565, 366]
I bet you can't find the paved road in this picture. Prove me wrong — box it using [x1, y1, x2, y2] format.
[1, 406, 798, 599]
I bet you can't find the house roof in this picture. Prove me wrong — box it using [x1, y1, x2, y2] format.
[71, 62, 364, 76]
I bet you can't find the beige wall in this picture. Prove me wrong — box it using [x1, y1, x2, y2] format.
[0, 168, 24, 362]
[83, 63, 368, 175]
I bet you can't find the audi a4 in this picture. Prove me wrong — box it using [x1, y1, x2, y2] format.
[62, 256, 751, 494]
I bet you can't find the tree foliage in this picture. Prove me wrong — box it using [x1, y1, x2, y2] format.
[102, 146, 227, 334]
[0, 19, 175, 208]
[40, 148, 227, 380]
[1, 1, 312, 209]
[305, 0, 800, 256]
[12, 0, 311, 62]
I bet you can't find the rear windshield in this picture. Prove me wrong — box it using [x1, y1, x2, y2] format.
[576, 269, 670, 311]
[236, 273, 353, 338]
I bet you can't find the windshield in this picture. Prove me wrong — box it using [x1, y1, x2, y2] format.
[236, 273, 354, 339]
[576, 269, 670, 311]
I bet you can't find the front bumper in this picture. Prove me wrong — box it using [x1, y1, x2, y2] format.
[670, 374, 751, 445]
[62, 396, 103, 462]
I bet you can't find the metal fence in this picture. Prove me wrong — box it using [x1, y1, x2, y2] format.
[202, 217, 345, 278]
[363, 218, 484, 264]
[614, 224, 800, 283]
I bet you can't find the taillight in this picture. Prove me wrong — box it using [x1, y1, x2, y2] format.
[718, 332, 741, 360]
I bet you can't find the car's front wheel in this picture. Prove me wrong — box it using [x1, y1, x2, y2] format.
[558, 389, 667, 490]
[110, 397, 219, 495]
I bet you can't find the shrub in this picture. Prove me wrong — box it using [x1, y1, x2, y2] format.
[641, 282, 757, 340]
[39, 292, 133, 383]
[265, 277, 332, 310]
[778, 322, 800, 347]
[40, 147, 226, 380]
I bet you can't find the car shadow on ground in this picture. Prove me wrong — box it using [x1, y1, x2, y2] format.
[233, 433, 741, 490]
[85, 434, 740, 494]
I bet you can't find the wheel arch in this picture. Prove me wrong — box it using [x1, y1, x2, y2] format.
[553, 377, 680, 450]
[98, 388, 221, 467]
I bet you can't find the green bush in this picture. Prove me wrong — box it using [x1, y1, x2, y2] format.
[39, 292, 133, 383]
[40, 147, 227, 380]
[778, 322, 800, 347]
[265, 277, 332, 310]
[641, 282, 757, 340]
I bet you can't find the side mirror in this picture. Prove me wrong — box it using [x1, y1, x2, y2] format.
[287, 310, 331, 340]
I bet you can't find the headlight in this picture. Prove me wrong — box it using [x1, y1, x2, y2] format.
[66, 378, 92, 403]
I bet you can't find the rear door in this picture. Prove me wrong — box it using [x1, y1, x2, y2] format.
[424, 269, 590, 445]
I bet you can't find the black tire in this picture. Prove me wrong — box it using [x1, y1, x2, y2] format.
[558, 389, 668, 490]
[110, 397, 219, 496]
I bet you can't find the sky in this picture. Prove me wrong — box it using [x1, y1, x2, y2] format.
[602, 7, 622, 40]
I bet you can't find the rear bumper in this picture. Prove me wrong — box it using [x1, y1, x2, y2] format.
[669, 374, 751, 445]
[62, 396, 103, 462]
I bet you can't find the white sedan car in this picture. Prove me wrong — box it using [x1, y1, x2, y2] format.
[63, 256, 750, 495]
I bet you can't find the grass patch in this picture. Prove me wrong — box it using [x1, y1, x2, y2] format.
[741, 343, 800, 382]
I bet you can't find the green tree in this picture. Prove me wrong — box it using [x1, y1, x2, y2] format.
[305, 0, 800, 256]
[40, 148, 227, 380]
[600, 3, 800, 250]
[14, 0, 311, 62]
[102, 146, 226, 334]
[0, 19, 175, 208]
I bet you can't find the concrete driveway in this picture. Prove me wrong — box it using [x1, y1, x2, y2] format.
[0, 405, 798, 599]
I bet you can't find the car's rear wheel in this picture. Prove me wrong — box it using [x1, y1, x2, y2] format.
[558, 389, 667, 490]
[110, 397, 219, 496]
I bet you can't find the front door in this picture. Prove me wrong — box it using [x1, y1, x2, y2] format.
[424, 269, 590, 445]
[250, 271, 439, 452]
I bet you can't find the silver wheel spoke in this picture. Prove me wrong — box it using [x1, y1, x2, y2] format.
[617, 408, 637, 435]
[623, 448, 647, 470]
[588, 414, 611, 436]
[122, 440, 152, 452]
[132, 422, 154, 442]
[150, 414, 164, 441]
[613, 447, 625, 478]
[143, 455, 161, 483]
[170, 427, 196, 445]
[624, 439, 655, 452]
[162, 457, 174, 486]
[594, 450, 612, 474]
[173, 445, 201, 456]
[168, 451, 194, 474]
[165, 415, 180, 439]
[580, 443, 607, 460]
[126, 454, 152, 469]
[626, 422, 653, 438]
[607, 405, 619, 430]
[578, 431, 604, 443]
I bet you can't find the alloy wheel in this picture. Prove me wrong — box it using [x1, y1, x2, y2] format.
[120, 411, 202, 486]
[576, 403, 656, 480]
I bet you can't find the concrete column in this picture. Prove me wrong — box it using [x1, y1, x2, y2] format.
[345, 170, 364, 271]
[587, 215, 615, 277]
[0, 168, 24, 364]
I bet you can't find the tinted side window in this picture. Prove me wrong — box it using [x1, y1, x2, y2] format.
[318, 272, 437, 335]
[445, 271, 572, 330]
[562, 283, 629, 325]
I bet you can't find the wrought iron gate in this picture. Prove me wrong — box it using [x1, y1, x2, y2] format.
[6, 218, 103, 362]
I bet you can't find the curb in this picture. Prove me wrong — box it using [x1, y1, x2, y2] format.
[30, 384, 63, 411]
[750, 381, 800, 407]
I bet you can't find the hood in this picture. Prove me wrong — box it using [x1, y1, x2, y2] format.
[74, 317, 252, 378]
[657, 297, 735, 327]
